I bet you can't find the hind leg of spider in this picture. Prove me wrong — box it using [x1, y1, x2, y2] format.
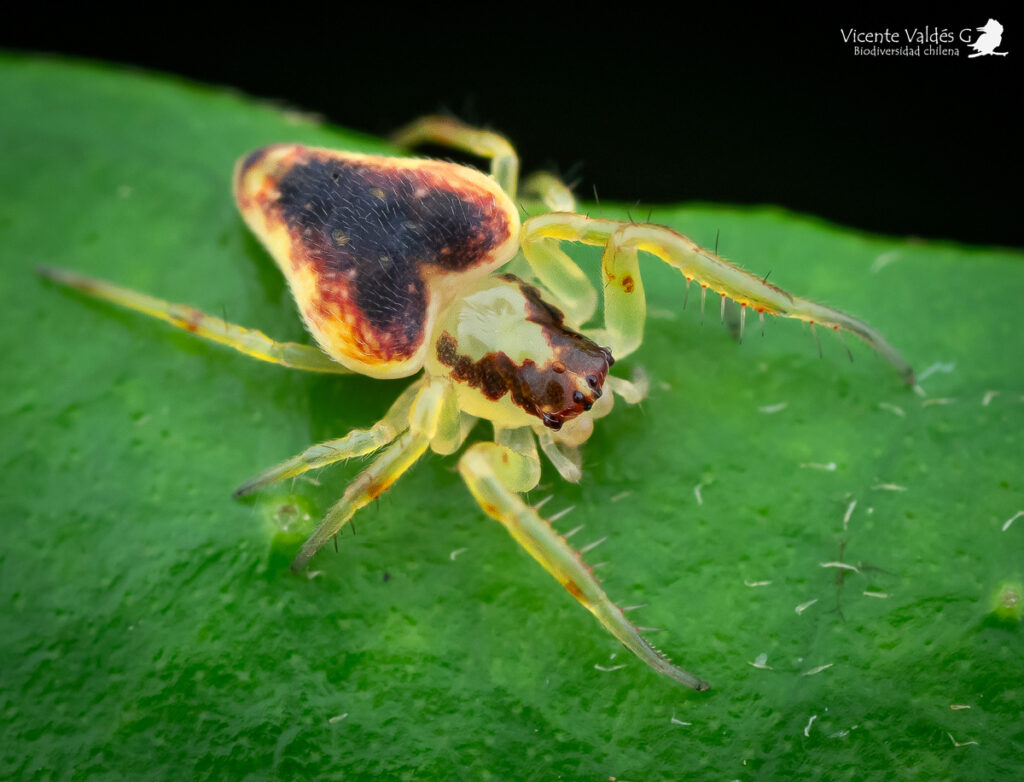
[458, 441, 709, 689]
[38, 266, 351, 374]
[520, 214, 915, 384]
[289, 378, 462, 572]
[391, 115, 519, 199]
[234, 379, 424, 498]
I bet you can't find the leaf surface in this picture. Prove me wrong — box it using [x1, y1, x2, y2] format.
[1, 56, 1021, 780]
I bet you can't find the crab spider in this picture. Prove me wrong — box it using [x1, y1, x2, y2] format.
[40, 116, 914, 690]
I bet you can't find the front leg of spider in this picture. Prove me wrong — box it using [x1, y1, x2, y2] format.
[458, 441, 710, 690]
[521, 213, 916, 383]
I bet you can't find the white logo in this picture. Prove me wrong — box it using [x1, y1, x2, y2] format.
[968, 18, 1009, 57]
[839, 18, 1010, 59]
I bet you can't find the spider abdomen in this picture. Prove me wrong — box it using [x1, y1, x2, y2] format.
[235, 145, 520, 378]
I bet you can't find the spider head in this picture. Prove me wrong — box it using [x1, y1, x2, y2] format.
[431, 274, 615, 432]
[536, 341, 614, 431]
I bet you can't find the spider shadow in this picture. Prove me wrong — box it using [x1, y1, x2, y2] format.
[238, 226, 288, 306]
[236, 222, 410, 445]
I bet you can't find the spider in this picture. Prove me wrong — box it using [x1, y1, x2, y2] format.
[40, 116, 914, 690]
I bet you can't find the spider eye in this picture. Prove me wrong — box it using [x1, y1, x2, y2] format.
[601, 347, 615, 367]
[586, 374, 599, 389]
[573, 390, 585, 404]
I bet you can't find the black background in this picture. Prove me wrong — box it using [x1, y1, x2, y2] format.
[5, 8, 1020, 246]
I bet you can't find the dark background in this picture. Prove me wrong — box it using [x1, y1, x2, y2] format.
[6, 9, 1021, 246]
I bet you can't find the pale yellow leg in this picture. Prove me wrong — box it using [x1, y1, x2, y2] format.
[390, 115, 519, 199]
[290, 428, 429, 572]
[520, 215, 915, 384]
[606, 367, 650, 405]
[414, 378, 465, 456]
[519, 217, 599, 327]
[458, 441, 709, 689]
[536, 429, 582, 483]
[521, 172, 577, 213]
[233, 380, 424, 497]
[289, 377, 459, 572]
[39, 266, 350, 374]
[493, 426, 542, 491]
[516, 173, 579, 288]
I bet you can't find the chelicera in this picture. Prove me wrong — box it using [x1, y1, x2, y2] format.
[41, 116, 914, 690]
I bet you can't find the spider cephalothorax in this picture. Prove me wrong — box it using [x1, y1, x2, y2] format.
[430, 274, 613, 431]
[41, 116, 914, 691]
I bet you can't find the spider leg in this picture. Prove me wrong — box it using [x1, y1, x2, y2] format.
[520, 215, 915, 385]
[290, 428, 429, 572]
[390, 115, 519, 199]
[520, 172, 577, 213]
[519, 218, 599, 327]
[289, 377, 459, 572]
[606, 367, 650, 404]
[493, 426, 542, 491]
[458, 441, 709, 690]
[38, 266, 350, 374]
[536, 429, 582, 483]
[233, 379, 424, 497]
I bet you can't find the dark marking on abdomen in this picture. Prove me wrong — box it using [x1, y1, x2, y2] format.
[269, 156, 512, 359]
[239, 147, 271, 178]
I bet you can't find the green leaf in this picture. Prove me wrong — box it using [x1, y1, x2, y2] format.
[2, 55, 1021, 780]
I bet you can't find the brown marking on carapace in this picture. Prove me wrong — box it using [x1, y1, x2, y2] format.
[235, 145, 519, 376]
[621, 275, 635, 293]
[436, 276, 613, 430]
